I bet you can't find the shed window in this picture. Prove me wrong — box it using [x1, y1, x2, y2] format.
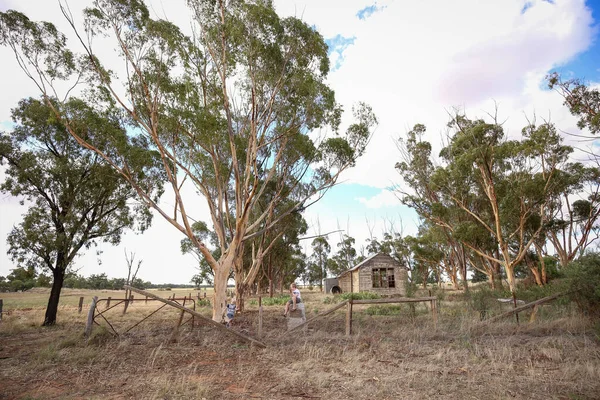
[372, 268, 395, 288]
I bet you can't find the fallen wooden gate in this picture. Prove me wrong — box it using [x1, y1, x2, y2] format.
[85, 286, 266, 348]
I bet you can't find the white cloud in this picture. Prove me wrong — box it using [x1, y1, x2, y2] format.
[277, 0, 595, 189]
[356, 189, 398, 209]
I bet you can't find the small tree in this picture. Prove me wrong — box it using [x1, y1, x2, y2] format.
[124, 249, 142, 300]
[0, 98, 163, 325]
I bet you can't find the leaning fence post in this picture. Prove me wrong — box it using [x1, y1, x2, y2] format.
[258, 296, 263, 339]
[0, 299, 3, 321]
[346, 299, 353, 336]
[84, 296, 98, 338]
[78, 297, 84, 314]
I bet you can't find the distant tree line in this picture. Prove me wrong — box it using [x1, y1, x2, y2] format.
[0, 266, 181, 292]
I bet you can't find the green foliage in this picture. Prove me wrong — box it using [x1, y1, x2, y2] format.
[515, 280, 568, 303]
[196, 298, 211, 308]
[565, 253, 600, 318]
[365, 305, 402, 316]
[259, 295, 289, 306]
[467, 287, 507, 319]
[548, 72, 600, 134]
[323, 292, 381, 304]
[0, 98, 163, 324]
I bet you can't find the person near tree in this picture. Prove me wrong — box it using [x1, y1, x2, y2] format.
[283, 283, 301, 316]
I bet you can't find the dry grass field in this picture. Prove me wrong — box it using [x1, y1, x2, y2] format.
[1, 288, 599, 399]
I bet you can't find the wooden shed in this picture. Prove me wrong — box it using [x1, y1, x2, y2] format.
[338, 253, 408, 296]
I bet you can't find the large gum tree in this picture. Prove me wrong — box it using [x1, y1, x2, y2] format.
[0, 0, 377, 320]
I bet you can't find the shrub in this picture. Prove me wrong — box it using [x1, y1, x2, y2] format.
[196, 298, 211, 307]
[340, 292, 380, 301]
[365, 305, 402, 316]
[565, 253, 600, 319]
[467, 287, 508, 320]
[260, 295, 289, 306]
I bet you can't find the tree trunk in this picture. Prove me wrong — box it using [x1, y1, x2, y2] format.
[535, 243, 547, 285]
[235, 281, 245, 312]
[43, 267, 65, 326]
[505, 264, 516, 295]
[529, 266, 543, 286]
[488, 271, 496, 289]
[269, 278, 274, 298]
[212, 264, 230, 322]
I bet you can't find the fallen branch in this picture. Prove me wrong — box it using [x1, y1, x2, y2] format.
[475, 292, 568, 326]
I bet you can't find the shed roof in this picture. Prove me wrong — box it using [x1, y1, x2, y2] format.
[338, 253, 407, 278]
[337, 253, 379, 277]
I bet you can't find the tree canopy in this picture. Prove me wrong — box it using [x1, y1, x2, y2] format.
[0, 97, 163, 325]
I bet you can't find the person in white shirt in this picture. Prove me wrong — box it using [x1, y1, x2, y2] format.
[283, 283, 301, 316]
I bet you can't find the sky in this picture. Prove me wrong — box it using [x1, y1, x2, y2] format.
[0, 0, 599, 284]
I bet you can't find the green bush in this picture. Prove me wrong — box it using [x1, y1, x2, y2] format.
[340, 292, 380, 301]
[365, 305, 402, 316]
[196, 298, 211, 307]
[260, 295, 289, 306]
[467, 287, 509, 320]
[515, 280, 567, 303]
[565, 253, 600, 319]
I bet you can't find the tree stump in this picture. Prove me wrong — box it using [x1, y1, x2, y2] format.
[286, 303, 306, 331]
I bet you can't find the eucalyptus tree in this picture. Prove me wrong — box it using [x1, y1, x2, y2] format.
[431, 116, 568, 294]
[0, 98, 163, 325]
[0, 1, 376, 320]
[396, 124, 471, 289]
[261, 214, 307, 297]
[545, 163, 600, 268]
[308, 236, 330, 291]
[548, 72, 600, 134]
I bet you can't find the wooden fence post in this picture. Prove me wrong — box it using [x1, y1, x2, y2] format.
[84, 296, 98, 338]
[78, 297, 84, 314]
[346, 299, 353, 336]
[258, 296, 263, 339]
[145, 295, 148, 304]
[123, 294, 133, 315]
[512, 291, 520, 325]
[432, 299, 438, 329]
[529, 304, 539, 324]
[170, 297, 186, 342]
[0, 299, 3, 321]
[106, 297, 111, 309]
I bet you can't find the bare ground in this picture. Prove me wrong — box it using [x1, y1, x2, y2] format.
[1, 292, 599, 400]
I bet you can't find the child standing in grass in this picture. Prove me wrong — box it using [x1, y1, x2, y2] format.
[223, 297, 236, 328]
[283, 283, 301, 316]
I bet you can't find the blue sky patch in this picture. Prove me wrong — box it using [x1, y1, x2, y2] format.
[357, 4, 377, 20]
[325, 34, 356, 71]
[356, 3, 386, 20]
[522, 0, 556, 15]
[551, 0, 600, 82]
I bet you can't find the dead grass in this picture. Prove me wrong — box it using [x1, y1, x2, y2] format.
[0, 289, 599, 399]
